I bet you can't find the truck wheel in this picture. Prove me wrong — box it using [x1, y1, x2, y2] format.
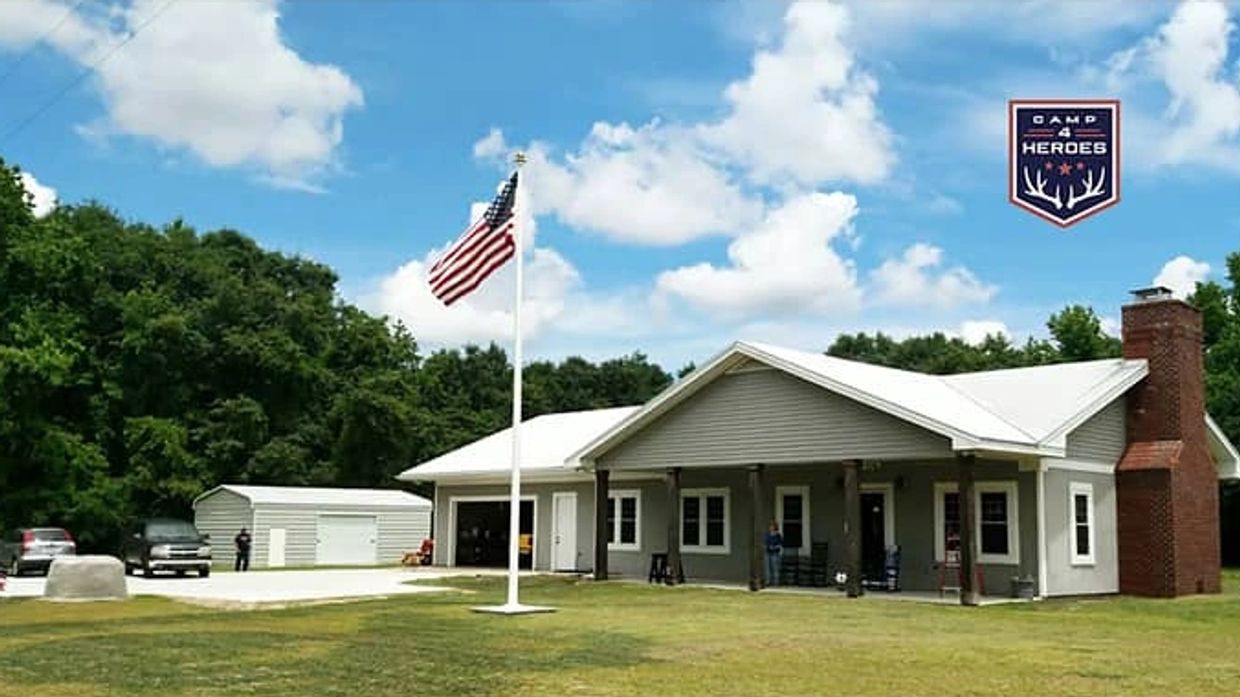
[199, 567, 210, 578]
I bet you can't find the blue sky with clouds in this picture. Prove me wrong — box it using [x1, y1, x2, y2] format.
[2, 0, 1239, 370]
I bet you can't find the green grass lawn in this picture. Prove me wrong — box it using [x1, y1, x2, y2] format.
[4, 573, 1240, 696]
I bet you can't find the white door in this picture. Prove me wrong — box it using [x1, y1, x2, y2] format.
[551, 492, 577, 571]
[316, 515, 378, 566]
[267, 528, 287, 568]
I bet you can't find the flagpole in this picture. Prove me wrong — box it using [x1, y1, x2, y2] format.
[504, 151, 526, 609]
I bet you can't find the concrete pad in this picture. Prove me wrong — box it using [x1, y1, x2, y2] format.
[1, 566, 519, 607]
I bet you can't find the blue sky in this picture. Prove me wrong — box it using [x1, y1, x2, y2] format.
[2, 0, 1239, 370]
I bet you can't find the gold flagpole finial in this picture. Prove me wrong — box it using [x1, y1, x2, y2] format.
[513, 151, 527, 167]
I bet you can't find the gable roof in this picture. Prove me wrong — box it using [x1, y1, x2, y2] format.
[396, 406, 640, 482]
[574, 341, 1150, 463]
[195, 485, 431, 509]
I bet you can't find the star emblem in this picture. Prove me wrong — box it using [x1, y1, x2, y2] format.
[1057, 162, 1073, 175]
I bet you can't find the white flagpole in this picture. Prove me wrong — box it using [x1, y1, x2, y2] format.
[473, 152, 552, 615]
[504, 151, 527, 609]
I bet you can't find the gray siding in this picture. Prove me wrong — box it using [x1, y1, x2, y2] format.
[604, 460, 1037, 594]
[1065, 396, 1126, 462]
[251, 504, 430, 568]
[433, 482, 595, 572]
[1043, 468, 1119, 595]
[598, 369, 953, 470]
[193, 489, 254, 569]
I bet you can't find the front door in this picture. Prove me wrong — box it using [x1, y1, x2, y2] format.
[551, 492, 577, 571]
[860, 492, 886, 582]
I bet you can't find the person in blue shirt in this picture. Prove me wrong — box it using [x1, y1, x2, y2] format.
[764, 520, 784, 587]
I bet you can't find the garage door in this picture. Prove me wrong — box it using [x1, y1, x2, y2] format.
[454, 500, 533, 569]
[316, 515, 378, 566]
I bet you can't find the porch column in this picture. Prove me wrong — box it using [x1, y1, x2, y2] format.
[843, 459, 863, 598]
[748, 464, 765, 591]
[958, 453, 980, 606]
[594, 468, 609, 581]
[665, 467, 682, 585]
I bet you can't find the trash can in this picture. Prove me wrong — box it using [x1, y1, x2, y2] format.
[1010, 576, 1036, 599]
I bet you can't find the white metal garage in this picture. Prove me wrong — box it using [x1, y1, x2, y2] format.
[193, 485, 432, 570]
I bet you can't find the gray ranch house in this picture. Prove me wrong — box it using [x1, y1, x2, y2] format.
[400, 290, 1239, 603]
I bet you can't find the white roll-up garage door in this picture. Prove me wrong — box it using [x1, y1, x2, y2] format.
[316, 514, 378, 565]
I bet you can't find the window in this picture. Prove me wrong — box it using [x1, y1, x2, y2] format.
[1070, 482, 1095, 565]
[934, 481, 1020, 565]
[606, 490, 641, 551]
[775, 486, 810, 554]
[681, 488, 730, 554]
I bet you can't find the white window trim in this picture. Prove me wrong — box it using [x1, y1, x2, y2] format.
[933, 481, 1021, 565]
[774, 485, 811, 556]
[680, 487, 730, 555]
[607, 489, 642, 552]
[1069, 482, 1096, 566]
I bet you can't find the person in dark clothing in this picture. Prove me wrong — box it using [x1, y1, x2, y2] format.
[764, 520, 784, 587]
[234, 527, 252, 572]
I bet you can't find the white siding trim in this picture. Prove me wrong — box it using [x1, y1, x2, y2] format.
[774, 485, 811, 555]
[933, 480, 1021, 565]
[446, 495, 539, 570]
[1036, 467, 1048, 598]
[680, 487, 731, 555]
[1069, 482, 1096, 566]
[1042, 457, 1114, 475]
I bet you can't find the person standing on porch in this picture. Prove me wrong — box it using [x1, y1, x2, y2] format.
[764, 520, 784, 586]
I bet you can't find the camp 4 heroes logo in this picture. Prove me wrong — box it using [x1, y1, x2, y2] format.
[1008, 100, 1120, 228]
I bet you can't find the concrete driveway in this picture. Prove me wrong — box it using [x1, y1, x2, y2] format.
[1, 566, 506, 606]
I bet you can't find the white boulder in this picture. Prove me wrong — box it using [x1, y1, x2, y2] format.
[43, 555, 128, 602]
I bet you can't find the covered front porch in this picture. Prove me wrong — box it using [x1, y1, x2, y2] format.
[591, 457, 1041, 606]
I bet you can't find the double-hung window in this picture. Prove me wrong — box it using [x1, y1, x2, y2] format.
[1070, 482, 1095, 565]
[681, 488, 730, 554]
[775, 486, 810, 555]
[606, 490, 641, 551]
[934, 481, 1020, 565]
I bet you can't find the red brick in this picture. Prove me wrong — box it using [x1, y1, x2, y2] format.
[1116, 298, 1220, 597]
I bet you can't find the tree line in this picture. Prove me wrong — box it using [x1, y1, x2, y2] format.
[3, 157, 1237, 561]
[0, 160, 671, 550]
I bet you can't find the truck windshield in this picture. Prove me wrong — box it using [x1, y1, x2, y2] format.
[145, 521, 200, 541]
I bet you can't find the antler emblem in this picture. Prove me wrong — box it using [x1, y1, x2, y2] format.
[1021, 166, 1108, 212]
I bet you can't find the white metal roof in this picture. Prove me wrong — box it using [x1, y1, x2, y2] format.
[195, 485, 431, 508]
[575, 341, 1151, 462]
[397, 406, 640, 482]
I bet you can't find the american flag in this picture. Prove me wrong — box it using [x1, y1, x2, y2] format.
[428, 172, 519, 306]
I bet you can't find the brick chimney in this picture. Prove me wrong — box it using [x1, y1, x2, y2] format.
[1115, 286, 1220, 596]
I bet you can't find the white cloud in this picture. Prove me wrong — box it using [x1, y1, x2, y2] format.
[868, 243, 997, 310]
[698, 0, 895, 186]
[18, 171, 57, 217]
[1104, 0, 1240, 172]
[0, 0, 362, 187]
[475, 0, 893, 246]
[959, 320, 1010, 346]
[1154, 255, 1211, 298]
[655, 192, 862, 318]
[477, 126, 763, 246]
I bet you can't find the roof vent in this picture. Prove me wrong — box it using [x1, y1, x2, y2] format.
[1129, 286, 1174, 303]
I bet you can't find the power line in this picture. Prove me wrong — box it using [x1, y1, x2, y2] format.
[0, 0, 90, 88]
[0, 0, 177, 146]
